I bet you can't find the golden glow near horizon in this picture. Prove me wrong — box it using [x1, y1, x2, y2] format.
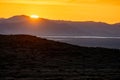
[30, 15, 40, 19]
[0, 0, 120, 24]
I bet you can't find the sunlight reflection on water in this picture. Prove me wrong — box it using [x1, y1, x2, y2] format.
[41, 36, 120, 49]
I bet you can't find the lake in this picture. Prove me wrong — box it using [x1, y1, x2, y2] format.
[41, 36, 120, 49]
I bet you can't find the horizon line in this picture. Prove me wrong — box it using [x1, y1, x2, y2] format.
[0, 15, 119, 25]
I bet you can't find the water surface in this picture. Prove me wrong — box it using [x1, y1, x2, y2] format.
[41, 36, 120, 49]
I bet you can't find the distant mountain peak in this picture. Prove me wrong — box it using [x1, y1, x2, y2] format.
[0, 15, 120, 37]
[8, 15, 29, 21]
[8, 15, 29, 19]
[0, 15, 112, 25]
[0, 15, 31, 23]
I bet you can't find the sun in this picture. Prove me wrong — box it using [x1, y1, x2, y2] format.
[30, 15, 39, 19]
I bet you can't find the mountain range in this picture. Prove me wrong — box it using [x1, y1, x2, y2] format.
[0, 15, 120, 37]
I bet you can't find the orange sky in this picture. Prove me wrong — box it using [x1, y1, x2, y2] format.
[0, 0, 120, 24]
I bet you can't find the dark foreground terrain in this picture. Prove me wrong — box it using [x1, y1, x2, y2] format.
[0, 35, 120, 80]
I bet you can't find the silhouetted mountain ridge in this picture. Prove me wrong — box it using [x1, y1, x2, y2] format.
[0, 15, 120, 36]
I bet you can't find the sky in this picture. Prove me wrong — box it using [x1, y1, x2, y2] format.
[0, 0, 120, 24]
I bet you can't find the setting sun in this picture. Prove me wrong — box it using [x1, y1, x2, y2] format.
[0, 0, 120, 23]
[30, 15, 39, 19]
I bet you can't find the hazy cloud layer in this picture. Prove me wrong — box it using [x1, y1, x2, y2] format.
[0, 0, 120, 5]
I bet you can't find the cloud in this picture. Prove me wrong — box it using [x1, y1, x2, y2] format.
[0, 0, 120, 6]
[0, 0, 68, 4]
[0, 0, 99, 4]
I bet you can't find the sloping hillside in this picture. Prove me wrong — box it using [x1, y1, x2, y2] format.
[0, 35, 120, 80]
